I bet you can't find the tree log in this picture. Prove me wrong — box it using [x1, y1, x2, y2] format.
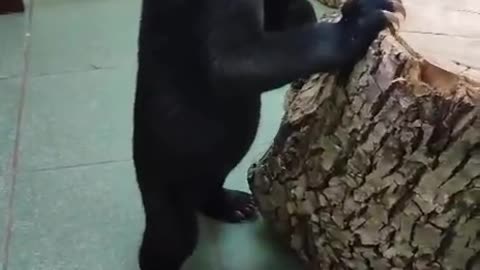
[248, 1, 480, 269]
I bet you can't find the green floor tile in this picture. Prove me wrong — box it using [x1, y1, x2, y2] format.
[0, 13, 26, 79]
[0, 78, 22, 175]
[8, 162, 144, 270]
[189, 218, 303, 270]
[212, 221, 304, 270]
[19, 67, 135, 171]
[29, 0, 140, 76]
[0, 175, 10, 267]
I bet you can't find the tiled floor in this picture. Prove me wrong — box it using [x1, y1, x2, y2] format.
[0, 0, 329, 269]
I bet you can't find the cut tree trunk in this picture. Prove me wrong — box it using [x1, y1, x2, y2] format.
[248, 1, 480, 270]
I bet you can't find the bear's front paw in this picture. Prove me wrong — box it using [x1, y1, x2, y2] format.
[341, 0, 406, 29]
[336, 0, 406, 67]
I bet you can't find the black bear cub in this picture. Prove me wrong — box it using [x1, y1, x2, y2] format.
[133, 0, 404, 269]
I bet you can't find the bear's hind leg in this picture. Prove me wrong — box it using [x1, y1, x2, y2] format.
[138, 188, 198, 270]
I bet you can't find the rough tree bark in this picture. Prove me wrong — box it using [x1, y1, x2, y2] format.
[248, 1, 480, 269]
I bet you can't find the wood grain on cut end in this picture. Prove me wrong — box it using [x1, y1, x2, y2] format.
[248, 2, 480, 270]
[398, 0, 480, 83]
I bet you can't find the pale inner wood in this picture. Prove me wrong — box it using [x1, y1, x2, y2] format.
[400, 0, 480, 81]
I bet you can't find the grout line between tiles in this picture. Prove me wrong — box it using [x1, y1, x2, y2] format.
[1, 0, 34, 269]
[0, 64, 128, 82]
[25, 158, 132, 173]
